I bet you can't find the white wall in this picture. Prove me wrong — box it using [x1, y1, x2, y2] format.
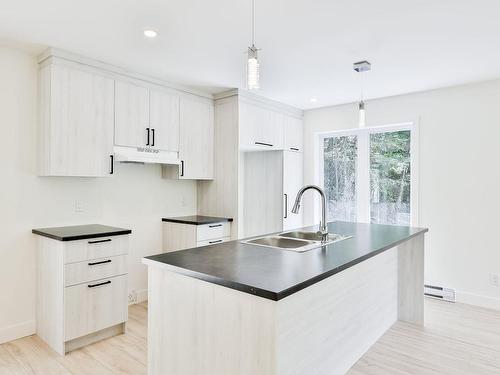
[303, 79, 500, 310]
[0, 45, 197, 343]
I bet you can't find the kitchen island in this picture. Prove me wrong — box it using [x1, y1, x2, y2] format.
[142, 221, 427, 375]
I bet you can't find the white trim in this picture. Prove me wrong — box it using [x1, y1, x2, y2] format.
[456, 291, 500, 311]
[136, 288, 148, 304]
[214, 89, 304, 118]
[316, 122, 419, 226]
[0, 320, 36, 344]
[38, 48, 214, 99]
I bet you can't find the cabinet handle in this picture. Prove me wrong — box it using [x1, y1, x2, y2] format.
[180, 160, 184, 177]
[290, 147, 299, 151]
[255, 141, 273, 147]
[110, 155, 114, 174]
[146, 128, 150, 146]
[88, 280, 111, 288]
[151, 128, 155, 147]
[284, 194, 288, 219]
[88, 239, 112, 244]
[209, 224, 222, 228]
[88, 259, 112, 266]
[209, 239, 223, 244]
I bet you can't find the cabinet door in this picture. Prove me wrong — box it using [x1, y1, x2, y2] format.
[284, 115, 303, 152]
[283, 151, 304, 230]
[239, 101, 284, 151]
[48, 65, 114, 177]
[114, 80, 149, 148]
[179, 96, 214, 179]
[150, 89, 180, 152]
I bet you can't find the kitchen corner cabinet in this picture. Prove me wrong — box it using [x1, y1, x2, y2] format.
[162, 95, 214, 180]
[114, 80, 180, 152]
[38, 64, 114, 177]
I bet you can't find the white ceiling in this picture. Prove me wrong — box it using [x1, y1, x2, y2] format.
[1, 0, 499, 109]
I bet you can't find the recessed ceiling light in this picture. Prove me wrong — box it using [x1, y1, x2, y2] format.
[310, 98, 318, 103]
[143, 30, 158, 38]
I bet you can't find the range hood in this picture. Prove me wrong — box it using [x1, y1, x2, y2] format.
[113, 146, 180, 165]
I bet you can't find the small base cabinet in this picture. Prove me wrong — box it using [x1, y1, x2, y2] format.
[35, 231, 130, 355]
[162, 217, 232, 252]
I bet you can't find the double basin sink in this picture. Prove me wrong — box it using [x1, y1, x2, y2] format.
[242, 230, 352, 253]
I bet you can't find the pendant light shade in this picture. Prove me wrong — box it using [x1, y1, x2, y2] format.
[358, 100, 366, 128]
[247, 0, 260, 90]
[247, 45, 260, 90]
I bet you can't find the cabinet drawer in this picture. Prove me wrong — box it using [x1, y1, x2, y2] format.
[64, 235, 129, 264]
[64, 274, 128, 341]
[196, 222, 230, 241]
[196, 237, 231, 247]
[64, 255, 127, 287]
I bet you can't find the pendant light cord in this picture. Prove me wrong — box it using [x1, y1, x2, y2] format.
[251, 0, 256, 47]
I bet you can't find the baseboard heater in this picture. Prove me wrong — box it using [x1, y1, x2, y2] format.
[424, 284, 456, 302]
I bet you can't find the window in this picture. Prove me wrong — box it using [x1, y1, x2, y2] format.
[319, 124, 418, 226]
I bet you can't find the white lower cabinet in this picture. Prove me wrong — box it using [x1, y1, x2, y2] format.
[36, 234, 129, 355]
[162, 220, 231, 252]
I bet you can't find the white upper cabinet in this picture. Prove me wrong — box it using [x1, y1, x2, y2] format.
[177, 95, 214, 179]
[149, 89, 180, 152]
[114, 81, 150, 148]
[38, 64, 114, 177]
[239, 101, 284, 151]
[114, 81, 180, 152]
[284, 115, 303, 152]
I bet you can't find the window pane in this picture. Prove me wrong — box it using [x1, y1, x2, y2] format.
[323, 135, 357, 221]
[370, 130, 411, 225]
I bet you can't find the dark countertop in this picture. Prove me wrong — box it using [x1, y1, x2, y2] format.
[162, 215, 233, 225]
[144, 221, 428, 301]
[32, 224, 132, 241]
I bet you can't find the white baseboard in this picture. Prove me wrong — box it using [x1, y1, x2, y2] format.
[136, 288, 148, 303]
[0, 320, 36, 345]
[456, 291, 500, 311]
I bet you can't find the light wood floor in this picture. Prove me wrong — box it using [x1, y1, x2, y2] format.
[1, 298, 500, 374]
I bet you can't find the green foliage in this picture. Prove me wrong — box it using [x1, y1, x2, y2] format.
[370, 130, 411, 204]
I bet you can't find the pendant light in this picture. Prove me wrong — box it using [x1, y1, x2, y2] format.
[353, 60, 371, 128]
[247, 0, 260, 90]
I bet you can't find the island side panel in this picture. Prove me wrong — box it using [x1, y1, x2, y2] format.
[275, 247, 399, 375]
[398, 233, 425, 324]
[147, 266, 277, 375]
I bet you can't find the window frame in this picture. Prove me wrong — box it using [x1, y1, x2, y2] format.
[316, 122, 419, 226]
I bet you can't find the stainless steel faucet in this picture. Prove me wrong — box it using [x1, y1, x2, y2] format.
[291, 185, 329, 243]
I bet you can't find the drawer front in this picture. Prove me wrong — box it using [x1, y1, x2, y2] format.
[64, 274, 128, 341]
[64, 255, 127, 287]
[64, 235, 129, 264]
[196, 237, 231, 247]
[196, 222, 230, 241]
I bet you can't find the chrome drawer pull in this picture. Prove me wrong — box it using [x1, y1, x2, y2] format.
[209, 224, 222, 228]
[209, 240, 223, 244]
[88, 259, 112, 266]
[88, 280, 111, 288]
[88, 239, 112, 244]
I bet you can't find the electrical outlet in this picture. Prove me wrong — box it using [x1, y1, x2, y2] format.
[128, 290, 138, 304]
[75, 200, 85, 213]
[490, 273, 499, 287]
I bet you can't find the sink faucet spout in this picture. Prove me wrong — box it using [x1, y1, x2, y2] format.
[291, 185, 329, 243]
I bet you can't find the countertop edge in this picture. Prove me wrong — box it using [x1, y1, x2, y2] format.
[162, 217, 234, 225]
[142, 258, 279, 300]
[32, 229, 132, 242]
